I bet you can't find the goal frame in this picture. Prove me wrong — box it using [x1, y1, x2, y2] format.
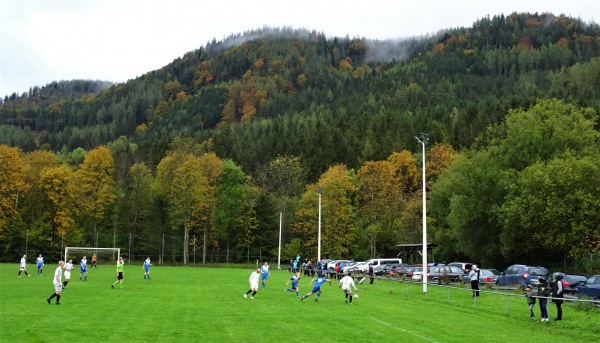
[64, 247, 121, 263]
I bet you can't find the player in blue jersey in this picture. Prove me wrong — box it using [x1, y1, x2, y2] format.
[261, 261, 269, 290]
[143, 257, 152, 279]
[285, 271, 301, 297]
[300, 274, 332, 302]
[36, 254, 44, 276]
[79, 256, 88, 281]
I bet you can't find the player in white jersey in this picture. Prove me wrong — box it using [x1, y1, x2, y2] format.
[62, 259, 74, 289]
[260, 261, 270, 290]
[339, 272, 358, 304]
[18, 254, 30, 277]
[244, 268, 261, 299]
[47, 261, 65, 305]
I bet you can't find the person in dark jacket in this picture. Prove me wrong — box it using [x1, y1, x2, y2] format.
[537, 278, 550, 322]
[368, 266, 374, 284]
[525, 285, 537, 320]
[552, 273, 564, 320]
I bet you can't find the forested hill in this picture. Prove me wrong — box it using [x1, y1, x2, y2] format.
[2, 12, 600, 180]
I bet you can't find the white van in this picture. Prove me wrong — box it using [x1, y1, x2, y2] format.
[357, 258, 402, 272]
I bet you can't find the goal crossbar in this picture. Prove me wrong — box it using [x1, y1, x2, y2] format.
[64, 247, 121, 262]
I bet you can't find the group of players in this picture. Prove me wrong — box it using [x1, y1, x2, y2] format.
[244, 261, 359, 304]
[18, 253, 152, 305]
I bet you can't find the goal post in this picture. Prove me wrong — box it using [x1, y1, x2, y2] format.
[64, 247, 121, 264]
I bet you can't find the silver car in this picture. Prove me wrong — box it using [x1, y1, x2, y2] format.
[463, 268, 500, 285]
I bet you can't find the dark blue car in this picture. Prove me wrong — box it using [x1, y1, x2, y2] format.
[496, 264, 549, 288]
[573, 275, 600, 299]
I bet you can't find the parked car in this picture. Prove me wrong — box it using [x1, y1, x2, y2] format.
[344, 262, 366, 273]
[411, 267, 424, 280]
[428, 266, 463, 284]
[327, 260, 351, 274]
[372, 265, 386, 276]
[496, 264, 549, 287]
[573, 275, 600, 299]
[553, 272, 588, 294]
[462, 268, 500, 285]
[447, 262, 475, 274]
[393, 264, 413, 277]
[405, 265, 420, 278]
[357, 258, 403, 273]
[382, 263, 402, 275]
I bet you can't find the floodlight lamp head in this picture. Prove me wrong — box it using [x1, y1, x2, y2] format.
[415, 132, 428, 145]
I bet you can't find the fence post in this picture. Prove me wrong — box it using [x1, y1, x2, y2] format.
[506, 294, 510, 316]
[447, 287, 451, 304]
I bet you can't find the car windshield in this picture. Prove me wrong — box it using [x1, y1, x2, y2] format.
[528, 267, 547, 276]
[566, 275, 587, 283]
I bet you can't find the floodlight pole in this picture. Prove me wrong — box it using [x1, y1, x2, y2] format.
[277, 206, 284, 270]
[25, 229, 29, 257]
[316, 187, 323, 263]
[416, 132, 428, 293]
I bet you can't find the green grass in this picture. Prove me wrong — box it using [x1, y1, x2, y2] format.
[1, 263, 598, 342]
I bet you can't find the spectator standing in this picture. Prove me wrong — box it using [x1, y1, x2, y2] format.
[552, 273, 564, 320]
[525, 285, 537, 320]
[537, 278, 550, 322]
[468, 265, 480, 297]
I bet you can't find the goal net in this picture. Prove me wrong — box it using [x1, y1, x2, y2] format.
[64, 247, 121, 265]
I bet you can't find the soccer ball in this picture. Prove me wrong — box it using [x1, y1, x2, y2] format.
[353, 294, 359, 299]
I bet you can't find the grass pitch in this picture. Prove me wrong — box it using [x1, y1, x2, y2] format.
[0, 263, 598, 342]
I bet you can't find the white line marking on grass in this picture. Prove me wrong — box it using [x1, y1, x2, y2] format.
[371, 318, 439, 343]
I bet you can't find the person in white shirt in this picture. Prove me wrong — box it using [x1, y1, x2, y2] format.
[62, 259, 74, 289]
[47, 261, 65, 305]
[18, 254, 30, 277]
[468, 265, 481, 297]
[339, 272, 358, 304]
[244, 268, 261, 299]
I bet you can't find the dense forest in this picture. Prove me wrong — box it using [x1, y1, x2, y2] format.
[1, 13, 599, 272]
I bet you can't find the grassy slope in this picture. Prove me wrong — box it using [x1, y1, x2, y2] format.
[0, 264, 598, 342]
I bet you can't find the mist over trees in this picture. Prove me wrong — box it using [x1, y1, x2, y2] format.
[1, 13, 599, 271]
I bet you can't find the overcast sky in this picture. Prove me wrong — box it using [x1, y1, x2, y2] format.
[1, 0, 599, 98]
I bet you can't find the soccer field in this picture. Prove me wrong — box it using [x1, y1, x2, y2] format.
[0, 263, 598, 342]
